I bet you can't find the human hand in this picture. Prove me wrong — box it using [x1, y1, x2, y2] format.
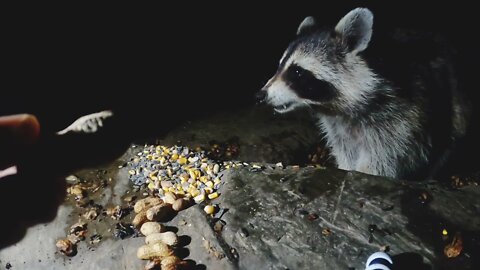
[0, 114, 40, 170]
[0, 111, 133, 249]
[0, 114, 67, 249]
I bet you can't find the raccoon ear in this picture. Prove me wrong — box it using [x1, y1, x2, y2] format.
[335, 8, 373, 53]
[297, 16, 316, 35]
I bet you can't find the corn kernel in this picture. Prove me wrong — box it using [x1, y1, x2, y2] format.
[205, 181, 214, 188]
[189, 189, 200, 197]
[171, 153, 179, 161]
[442, 229, 448, 236]
[128, 170, 136, 175]
[194, 193, 205, 203]
[199, 176, 209, 183]
[168, 187, 176, 193]
[148, 182, 155, 190]
[177, 157, 187, 165]
[189, 170, 197, 180]
[214, 178, 221, 185]
[203, 187, 213, 194]
[208, 192, 219, 199]
[204, 205, 215, 214]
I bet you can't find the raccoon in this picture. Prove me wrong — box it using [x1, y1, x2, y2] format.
[257, 8, 471, 180]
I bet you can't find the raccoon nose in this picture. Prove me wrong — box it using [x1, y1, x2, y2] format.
[255, 90, 267, 104]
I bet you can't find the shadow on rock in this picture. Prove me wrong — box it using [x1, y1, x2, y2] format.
[392, 252, 432, 270]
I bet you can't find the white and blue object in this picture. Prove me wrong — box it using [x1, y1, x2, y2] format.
[365, 251, 393, 270]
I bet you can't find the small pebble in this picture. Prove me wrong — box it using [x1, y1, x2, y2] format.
[239, 227, 249, 237]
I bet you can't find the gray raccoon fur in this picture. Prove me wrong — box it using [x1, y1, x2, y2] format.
[258, 8, 470, 179]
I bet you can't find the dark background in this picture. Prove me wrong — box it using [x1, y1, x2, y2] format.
[2, 2, 478, 136]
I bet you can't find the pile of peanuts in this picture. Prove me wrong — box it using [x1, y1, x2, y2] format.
[133, 197, 191, 270]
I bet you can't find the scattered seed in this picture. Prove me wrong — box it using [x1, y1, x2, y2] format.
[204, 205, 215, 215]
[56, 239, 76, 256]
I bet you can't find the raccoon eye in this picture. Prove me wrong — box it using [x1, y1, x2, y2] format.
[283, 63, 337, 102]
[285, 64, 308, 84]
[294, 66, 305, 78]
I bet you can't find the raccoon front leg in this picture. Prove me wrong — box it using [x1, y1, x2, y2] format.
[355, 150, 386, 177]
[328, 141, 358, 172]
[355, 149, 397, 178]
[354, 151, 375, 176]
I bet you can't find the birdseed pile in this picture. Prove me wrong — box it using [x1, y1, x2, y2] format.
[127, 145, 250, 211]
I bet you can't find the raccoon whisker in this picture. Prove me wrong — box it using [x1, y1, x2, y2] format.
[302, 100, 315, 111]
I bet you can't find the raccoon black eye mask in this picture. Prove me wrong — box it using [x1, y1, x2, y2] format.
[283, 63, 337, 102]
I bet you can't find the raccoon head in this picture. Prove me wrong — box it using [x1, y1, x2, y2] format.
[258, 8, 379, 115]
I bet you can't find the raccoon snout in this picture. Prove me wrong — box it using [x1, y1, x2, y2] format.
[255, 90, 267, 105]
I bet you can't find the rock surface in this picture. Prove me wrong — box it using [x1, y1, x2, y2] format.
[1, 107, 479, 270]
